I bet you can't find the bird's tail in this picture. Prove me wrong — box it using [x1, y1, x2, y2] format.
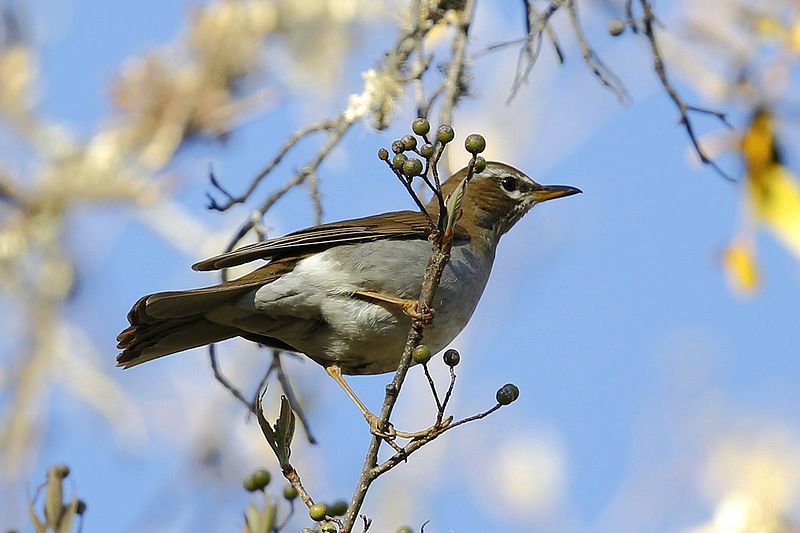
[116, 284, 253, 368]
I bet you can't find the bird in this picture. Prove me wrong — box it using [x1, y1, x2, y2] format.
[117, 161, 580, 435]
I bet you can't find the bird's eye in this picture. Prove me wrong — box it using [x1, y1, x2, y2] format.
[500, 176, 518, 192]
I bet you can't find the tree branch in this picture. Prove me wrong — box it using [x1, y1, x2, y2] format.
[636, 0, 734, 180]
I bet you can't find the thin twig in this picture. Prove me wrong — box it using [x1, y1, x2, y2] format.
[421, 363, 443, 412]
[206, 120, 337, 211]
[371, 403, 503, 478]
[507, 1, 564, 103]
[209, 344, 254, 413]
[382, 159, 435, 227]
[282, 459, 314, 509]
[209, 346, 318, 444]
[306, 169, 324, 226]
[275, 499, 295, 531]
[438, 366, 457, 425]
[637, 0, 734, 180]
[272, 351, 318, 445]
[565, 0, 630, 103]
[223, 119, 354, 256]
[437, 0, 476, 178]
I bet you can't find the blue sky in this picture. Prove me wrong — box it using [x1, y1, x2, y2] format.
[3, 1, 800, 532]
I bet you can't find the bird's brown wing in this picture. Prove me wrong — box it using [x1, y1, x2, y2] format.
[193, 210, 457, 271]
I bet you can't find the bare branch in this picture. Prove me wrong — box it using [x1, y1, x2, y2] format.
[271, 351, 318, 445]
[306, 169, 324, 226]
[565, 0, 630, 103]
[206, 119, 338, 211]
[437, 1, 477, 177]
[340, 145, 482, 532]
[507, 0, 565, 103]
[209, 344, 254, 413]
[371, 403, 504, 478]
[636, 0, 734, 180]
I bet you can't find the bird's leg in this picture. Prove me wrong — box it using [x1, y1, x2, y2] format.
[325, 364, 452, 440]
[353, 290, 434, 324]
[325, 364, 397, 438]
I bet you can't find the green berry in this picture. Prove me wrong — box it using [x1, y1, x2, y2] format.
[464, 133, 486, 154]
[474, 156, 487, 173]
[392, 140, 405, 154]
[401, 134, 417, 151]
[329, 499, 348, 516]
[443, 348, 460, 367]
[309, 502, 328, 522]
[320, 522, 337, 533]
[412, 118, 430, 135]
[496, 383, 520, 405]
[608, 18, 626, 36]
[378, 148, 389, 160]
[283, 484, 299, 501]
[392, 153, 408, 169]
[402, 158, 424, 177]
[243, 468, 271, 491]
[396, 527, 414, 533]
[419, 143, 434, 158]
[436, 125, 455, 144]
[412, 344, 432, 364]
[76, 500, 87, 515]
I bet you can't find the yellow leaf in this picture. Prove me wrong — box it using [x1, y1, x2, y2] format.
[722, 244, 759, 294]
[748, 166, 800, 258]
[740, 107, 775, 179]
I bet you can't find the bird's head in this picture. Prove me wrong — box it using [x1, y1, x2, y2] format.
[435, 161, 581, 237]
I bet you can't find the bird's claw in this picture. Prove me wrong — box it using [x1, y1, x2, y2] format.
[365, 413, 453, 441]
[402, 301, 434, 325]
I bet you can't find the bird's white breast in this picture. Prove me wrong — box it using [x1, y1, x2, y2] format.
[234, 239, 495, 374]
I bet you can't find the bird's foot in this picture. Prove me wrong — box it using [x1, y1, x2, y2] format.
[401, 301, 435, 325]
[365, 413, 453, 441]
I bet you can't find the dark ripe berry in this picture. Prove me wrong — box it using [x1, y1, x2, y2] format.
[391, 140, 405, 154]
[474, 156, 487, 173]
[309, 502, 328, 522]
[329, 499, 348, 516]
[378, 147, 389, 160]
[436, 125, 455, 144]
[412, 118, 430, 135]
[412, 344, 432, 364]
[401, 134, 417, 151]
[283, 484, 299, 500]
[496, 383, 520, 405]
[393, 153, 408, 169]
[76, 500, 87, 515]
[608, 18, 626, 36]
[464, 133, 486, 154]
[443, 348, 460, 367]
[402, 158, 424, 177]
[243, 468, 271, 491]
[420, 143, 434, 158]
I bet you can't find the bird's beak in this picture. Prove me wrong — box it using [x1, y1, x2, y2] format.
[531, 184, 582, 203]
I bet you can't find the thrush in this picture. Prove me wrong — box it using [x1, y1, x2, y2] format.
[117, 161, 580, 434]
